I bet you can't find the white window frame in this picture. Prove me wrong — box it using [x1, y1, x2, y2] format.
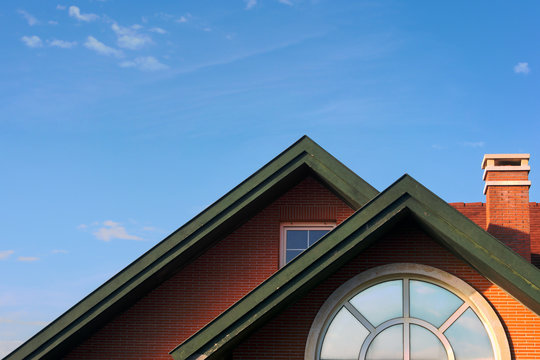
[280, 222, 336, 268]
[304, 263, 511, 360]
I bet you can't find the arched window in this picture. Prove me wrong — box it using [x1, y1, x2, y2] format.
[305, 264, 510, 360]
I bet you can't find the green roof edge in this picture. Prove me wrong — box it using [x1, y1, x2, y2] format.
[5, 136, 378, 360]
[169, 174, 540, 360]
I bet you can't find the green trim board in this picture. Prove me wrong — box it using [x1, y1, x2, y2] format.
[169, 174, 540, 360]
[5, 136, 378, 360]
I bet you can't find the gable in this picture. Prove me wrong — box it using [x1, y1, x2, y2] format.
[233, 222, 540, 359]
[5, 136, 378, 360]
[62, 176, 356, 360]
[169, 174, 540, 360]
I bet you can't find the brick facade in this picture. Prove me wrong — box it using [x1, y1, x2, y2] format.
[233, 223, 540, 359]
[62, 175, 540, 360]
[63, 176, 355, 360]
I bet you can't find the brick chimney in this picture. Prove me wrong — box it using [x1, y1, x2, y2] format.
[482, 154, 531, 261]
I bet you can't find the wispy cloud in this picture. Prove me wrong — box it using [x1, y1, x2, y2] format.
[52, 249, 68, 254]
[93, 220, 143, 241]
[21, 35, 43, 48]
[514, 62, 530, 75]
[245, 0, 257, 10]
[0, 250, 14, 260]
[56, 4, 66, 10]
[463, 141, 485, 148]
[48, 39, 77, 48]
[17, 256, 39, 262]
[120, 56, 169, 71]
[112, 23, 152, 50]
[68, 6, 99, 22]
[18, 9, 38, 26]
[150, 27, 167, 34]
[48, 20, 58, 25]
[84, 36, 123, 57]
[278, 0, 293, 5]
[176, 15, 189, 23]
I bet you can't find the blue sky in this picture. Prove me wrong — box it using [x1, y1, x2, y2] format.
[1, 0, 539, 356]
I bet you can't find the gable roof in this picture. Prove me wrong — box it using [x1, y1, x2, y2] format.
[6, 136, 378, 360]
[169, 174, 540, 360]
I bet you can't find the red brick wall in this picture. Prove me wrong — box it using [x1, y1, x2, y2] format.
[485, 170, 531, 260]
[63, 176, 355, 360]
[233, 223, 540, 360]
[531, 203, 540, 267]
[450, 202, 486, 229]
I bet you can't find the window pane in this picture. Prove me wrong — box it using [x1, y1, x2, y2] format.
[320, 307, 369, 360]
[350, 280, 402, 327]
[308, 229, 330, 246]
[286, 230, 308, 249]
[410, 280, 463, 327]
[286, 249, 303, 263]
[365, 324, 403, 360]
[410, 324, 447, 360]
[444, 308, 494, 360]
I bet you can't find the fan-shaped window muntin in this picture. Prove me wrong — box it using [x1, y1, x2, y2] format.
[305, 264, 510, 360]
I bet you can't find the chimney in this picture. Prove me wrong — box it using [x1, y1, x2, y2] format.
[482, 154, 531, 261]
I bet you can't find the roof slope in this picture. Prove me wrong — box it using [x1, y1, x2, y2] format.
[6, 136, 378, 360]
[170, 174, 540, 360]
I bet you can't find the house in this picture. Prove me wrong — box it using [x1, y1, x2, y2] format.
[6, 136, 540, 360]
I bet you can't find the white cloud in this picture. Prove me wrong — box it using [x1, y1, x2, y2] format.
[176, 15, 188, 23]
[514, 62, 530, 75]
[84, 36, 123, 57]
[93, 220, 143, 241]
[18, 9, 38, 26]
[0, 250, 14, 260]
[48, 39, 77, 48]
[245, 0, 257, 9]
[278, 0, 293, 5]
[56, 4, 66, 10]
[77, 224, 88, 229]
[21, 35, 43, 48]
[68, 6, 99, 22]
[150, 27, 167, 34]
[48, 20, 59, 25]
[112, 23, 152, 50]
[17, 256, 39, 262]
[120, 56, 169, 71]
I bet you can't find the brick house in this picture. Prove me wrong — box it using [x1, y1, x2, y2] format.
[6, 136, 540, 360]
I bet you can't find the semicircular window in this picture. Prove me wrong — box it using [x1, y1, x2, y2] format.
[318, 277, 497, 360]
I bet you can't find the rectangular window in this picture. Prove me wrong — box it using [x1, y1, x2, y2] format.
[280, 222, 335, 267]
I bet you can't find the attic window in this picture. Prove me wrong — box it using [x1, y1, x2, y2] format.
[280, 223, 335, 267]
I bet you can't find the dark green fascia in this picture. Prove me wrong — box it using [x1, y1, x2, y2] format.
[170, 174, 540, 360]
[5, 136, 378, 360]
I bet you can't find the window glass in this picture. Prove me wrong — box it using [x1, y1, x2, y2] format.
[320, 307, 369, 360]
[350, 280, 402, 327]
[410, 324, 447, 360]
[444, 308, 494, 360]
[365, 324, 403, 360]
[282, 225, 333, 265]
[287, 230, 308, 249]
[410, 280, 463, 327]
